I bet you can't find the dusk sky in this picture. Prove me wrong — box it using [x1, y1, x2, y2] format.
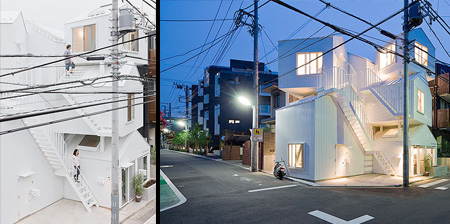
[161, 0, 450, 117]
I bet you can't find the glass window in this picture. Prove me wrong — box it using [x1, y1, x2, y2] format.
[415, 42, 428, 66]
[204, 94, 209, 104]
[122, 31, 139, 51]
[418, 88, 424, 114]
[229, 120, 235, 124]
[73, 24, 96, 52]
[127, 94, 135, 121]
[79, 135, 100, 147]
[288, 144, 304, 168]
[380, 43, 395, 69]
[296, 52, 323, 75]
[235, 120, 240, 124]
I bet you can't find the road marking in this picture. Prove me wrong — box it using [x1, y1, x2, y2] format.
[308, 210, 374, 224]
[417, 179, 449, 188]
[160, 170, 187, 212]
[233, 174, 239, 176]
[435, 182, 450, 190]
[160, 165, 173, 168]
[248, 184, 297, 193]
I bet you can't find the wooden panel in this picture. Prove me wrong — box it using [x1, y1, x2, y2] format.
[437, 73, 449, 96]
[437, 108, 450, 128]
[149, 49, 156, 77]
[149, 96, 156, 122]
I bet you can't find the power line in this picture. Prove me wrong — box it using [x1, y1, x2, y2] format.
[160, 18, 234, 22]
[0, 99, 155, 136]
[0, 34, 152, 78]
[125, 0, 156, 27]
[0, 93, 154, 122]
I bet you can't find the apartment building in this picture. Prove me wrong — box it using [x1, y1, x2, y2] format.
[190, 59, 277, 150]
[0, 5, 153, 223]
[275, 28, 437, 181]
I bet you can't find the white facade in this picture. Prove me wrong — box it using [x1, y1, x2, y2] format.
[276, 28, 437, 181]
[0, 5, 152, 223]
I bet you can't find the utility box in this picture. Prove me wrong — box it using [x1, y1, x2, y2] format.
[119, 8, 135, 33]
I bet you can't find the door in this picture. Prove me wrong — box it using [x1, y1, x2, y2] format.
[121, 168, 127, 206]
[18, 177, 32, 220]
[335, 144, 345, 177]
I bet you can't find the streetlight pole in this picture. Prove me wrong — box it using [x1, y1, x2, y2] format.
[251, 0, 259, 172]
[403, 0, 410, 187]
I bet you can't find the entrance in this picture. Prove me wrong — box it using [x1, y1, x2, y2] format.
[411, 146, 436, 176]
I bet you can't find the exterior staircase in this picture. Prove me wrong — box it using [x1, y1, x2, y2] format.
[323, 65, 397, 177]
[23, 116, 98, 212]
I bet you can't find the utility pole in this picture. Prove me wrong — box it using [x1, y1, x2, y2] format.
[403, 0, 410, 187]
[111, 0, 120, 222]
[169, 102, 172, 129]
[251, 0, 259, 172]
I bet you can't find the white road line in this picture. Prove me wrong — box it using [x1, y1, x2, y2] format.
[160, 165, 173, 168]
[417, 179, 449, 188]
[160, 169, 187, 212]
[309, 210, 374, 224]
[435, 182, 450, 190]
[248, 184, 297, 193]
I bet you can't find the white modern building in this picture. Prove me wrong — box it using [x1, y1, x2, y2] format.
[0, 4, 154, 224]
[275, 28, 437, 181]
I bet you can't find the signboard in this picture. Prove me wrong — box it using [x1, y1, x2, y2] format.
[251, 128, 263, 142]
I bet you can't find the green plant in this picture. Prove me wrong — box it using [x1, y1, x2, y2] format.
[133, 173, 145, 197]
[150, 147, 156, 165]
[424, 154, 432, 173]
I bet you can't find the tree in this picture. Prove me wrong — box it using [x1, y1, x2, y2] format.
[190, 123, 202, 150]
[198, 130, 212, 150]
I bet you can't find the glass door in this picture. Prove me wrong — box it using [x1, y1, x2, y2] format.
[122, 168, 127, 206]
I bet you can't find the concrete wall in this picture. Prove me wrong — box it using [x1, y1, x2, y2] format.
[0, 120, 64, 224]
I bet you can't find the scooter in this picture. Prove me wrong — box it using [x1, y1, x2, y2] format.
[273, 161, 286, 180]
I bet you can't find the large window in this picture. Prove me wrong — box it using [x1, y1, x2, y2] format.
[127, 94, 135, 122]
[380, 43, 395, 69]
[296, 52, 322, 75]
[288, 144, 304, 168]
[418, 88, 424, 114]
[415, 42, 428, 66]
[122, 31, 139, 51]
[72, 24, 96, 52]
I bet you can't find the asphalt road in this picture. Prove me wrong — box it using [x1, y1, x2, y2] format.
[160, 149, 450, 224]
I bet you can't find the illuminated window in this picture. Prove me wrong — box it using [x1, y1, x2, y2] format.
[127, 94, 135, 122]
[235, 120, 240, 124]
[288, 144, 304, 168]
[296, 52, 322, 75]
[229, 120, 235, 124]
[72, 24, 96, 52]
[418, 88, 424, 114]
[122, 31, 139, 51]
[380, 43, 395, 69]
[415, 42, 428, 66]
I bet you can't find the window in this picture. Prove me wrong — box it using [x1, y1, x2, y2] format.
[205, 71, 210, 87]
[79, 135, 100, 147]
[127, 94, 135, 121]
[418, 88, 424, 114]
[415, 42, 428, 66]
[122, 31, 139, 51]
[288, 144, 304, 168]
[380, 43, 395, 69]
[296, 52, 322, 75]
[72, 24, 96, 52]
[215, 85, 220, 97]
[229, 120, 235, 124]
[235, 120, 240, 124]
[204, 94, 209, 104]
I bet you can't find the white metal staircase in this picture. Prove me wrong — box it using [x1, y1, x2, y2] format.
[322, 65, 397, 177]
[19, 96, 99, 212]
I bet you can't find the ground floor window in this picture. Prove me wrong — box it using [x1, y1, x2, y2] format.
[288, 144, 304, 168]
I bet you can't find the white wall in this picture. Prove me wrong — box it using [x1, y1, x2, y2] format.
[0, 120, 64, 224]
[276, 99, 316, 180]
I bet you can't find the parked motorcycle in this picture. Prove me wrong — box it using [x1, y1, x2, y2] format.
[273, 162, 286, 180]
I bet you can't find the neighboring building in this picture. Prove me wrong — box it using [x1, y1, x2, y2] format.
[0, 5, 153, 223]
[190, 59, 278, 150]
[275, 28, 437, 181]
[429, 62, 450, 147]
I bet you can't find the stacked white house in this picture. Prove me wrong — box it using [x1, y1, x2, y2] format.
[0, 4, 153, 224]
[275, 28, 438, 181]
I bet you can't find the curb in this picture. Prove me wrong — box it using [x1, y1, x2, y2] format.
[160, 169, 187, 212]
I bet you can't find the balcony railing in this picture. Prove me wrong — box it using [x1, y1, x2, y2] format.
[260, 105, 271, 116]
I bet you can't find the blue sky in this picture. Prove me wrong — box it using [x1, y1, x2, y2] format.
[161, 0, 450, 117]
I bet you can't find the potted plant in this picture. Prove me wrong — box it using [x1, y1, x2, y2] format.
[133, 173, 145, 202]
[424, 154, 431, 176]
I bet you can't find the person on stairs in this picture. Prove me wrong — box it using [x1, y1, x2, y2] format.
[64, 44, 75, 75]
[72, 149, 80, 183]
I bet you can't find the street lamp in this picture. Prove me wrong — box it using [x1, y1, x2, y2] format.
[177, 120, 188, 151]
[237, 95, 258, 172]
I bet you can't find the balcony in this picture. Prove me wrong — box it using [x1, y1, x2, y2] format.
[436, 73, 450, 102]
[437, 108, 450, 129]
[259, 105, 271, 116]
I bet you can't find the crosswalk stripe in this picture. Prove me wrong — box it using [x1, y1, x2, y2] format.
[435, 187, 448, 190]
[418, 179, 449, 188]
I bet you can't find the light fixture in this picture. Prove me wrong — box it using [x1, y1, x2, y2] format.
[177, 120, 186, 127]
[237, 96, 251, 106]
[163, 128, 169, 133]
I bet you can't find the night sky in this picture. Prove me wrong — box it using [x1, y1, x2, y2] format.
[161, 0, 450, 117]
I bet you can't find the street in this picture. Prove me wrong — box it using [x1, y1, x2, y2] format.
[160, 149, 450, 224]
